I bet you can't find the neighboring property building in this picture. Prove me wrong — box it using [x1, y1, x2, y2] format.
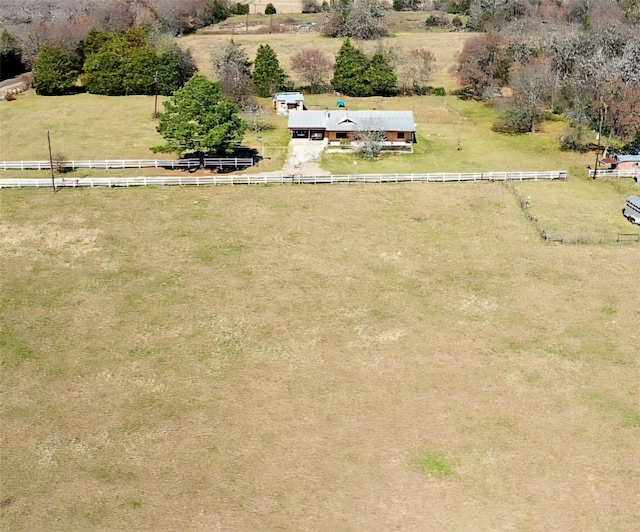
[611, 154, 640, 170]
[273, 92, 305, 115]
[287, 110, 417, 151]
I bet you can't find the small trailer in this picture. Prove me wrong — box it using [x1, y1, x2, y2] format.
[622, 196, 640, 225]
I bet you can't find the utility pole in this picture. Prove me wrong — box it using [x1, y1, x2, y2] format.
[154, 72, 159, 118]
[593, 103, 606, 179]
[47, 129, 55, 192]
[257, 136, 265, 159]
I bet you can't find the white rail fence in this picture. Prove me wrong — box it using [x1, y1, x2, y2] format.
[589, 169, 640, 181]
[0, 158, 254, 171]
[0, 171, 567, 189]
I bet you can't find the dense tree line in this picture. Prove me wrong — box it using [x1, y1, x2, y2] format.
[30, 27, 196, 96]
[1, 0, 229, 74]
[5, 0, 638, 147]
[81, 28, 196, 96]
[1, 1, 231, 39]
[208, 36, 438, 106]
[454, 22, 640, 146]
[323, 0, 391, 40]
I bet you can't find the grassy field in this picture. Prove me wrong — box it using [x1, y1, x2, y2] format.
[2, 86, 637, 242]
[1, 17, 638, 531]
[0, 90, 290, 173]
[0, 92, 172, 161]
[0, 90, 590, 175]
[1, 183, 639, 530]
[179, 29, 474, 89]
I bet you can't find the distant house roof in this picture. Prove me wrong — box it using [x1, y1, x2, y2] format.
[617, 155, 640, 163]
[288, 110, 416, 132]
[274, 92, 304, 104]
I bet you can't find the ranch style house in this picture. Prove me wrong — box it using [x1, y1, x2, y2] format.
[287, 110, 417, 151]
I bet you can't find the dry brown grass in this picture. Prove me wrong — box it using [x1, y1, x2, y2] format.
[179, 30, 474, 89]
[1, 183, 638, 530]
[246, 0, 304, 13]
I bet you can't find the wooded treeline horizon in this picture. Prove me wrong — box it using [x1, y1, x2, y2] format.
[2, 0, 639, 147]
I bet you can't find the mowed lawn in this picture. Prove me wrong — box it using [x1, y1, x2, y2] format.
[1, 184, 639, 530]
[0, 92, 172, 161]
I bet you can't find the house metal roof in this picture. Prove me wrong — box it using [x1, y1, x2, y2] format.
[274, 92, 304, 104]
[288, 110, 416, 132]
[616, 155, 640, 163]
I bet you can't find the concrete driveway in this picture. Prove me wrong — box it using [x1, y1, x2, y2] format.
[280, 138, 330, 176]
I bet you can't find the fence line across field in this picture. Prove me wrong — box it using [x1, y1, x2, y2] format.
[588, 169, 640, 180]
[0, 158, 254, 171]
[0, 171, 567, 189]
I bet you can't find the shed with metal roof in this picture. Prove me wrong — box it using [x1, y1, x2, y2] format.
[614, 155, 640, 170]
[273, 92, 305, 115]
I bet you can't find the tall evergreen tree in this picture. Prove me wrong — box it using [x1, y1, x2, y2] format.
[367, 50, 397, 96]
[122, 47, 158, 95]
[0, 30, 26, 81]
[153, 74, 247, 157]
[82, 28, 194, 96]
[331, 38, 372, 97]
[150, 33, 197, 95]
[82, 30, 144, 96]
[154, 49, 196, 95]
[33, 44, 79, 95]
[208, 0, 231, 22]
[252, 44, 286, 98]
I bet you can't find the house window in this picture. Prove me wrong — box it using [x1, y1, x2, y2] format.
[397, 132, 405, 139]
[336, 132, 348, 139]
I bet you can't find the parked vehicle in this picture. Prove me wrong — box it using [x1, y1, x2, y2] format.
[622, 196, 640, 225]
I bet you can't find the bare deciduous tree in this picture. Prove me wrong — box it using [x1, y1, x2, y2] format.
[398, 48, 436, 91]
[355, 118, 387, 159]
[324, 0, 390, 40]
[211, 39, 255, 106]
[619, 37, 640, 87]
[348, 0, 390, 40]
[290, 49, 334, 91]
[241, 103, 267, 132]
[508, 60, 554, 133]
[454, 33, 513, 98]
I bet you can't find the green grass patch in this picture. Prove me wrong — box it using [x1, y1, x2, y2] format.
[0, 92, 172, 160]
[514, 173, 639, 243]
[319, 95, 592, 175]
[589, 393, 640, 428]
[194, 242, 247, 264]
[411, 450, 454, 477]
